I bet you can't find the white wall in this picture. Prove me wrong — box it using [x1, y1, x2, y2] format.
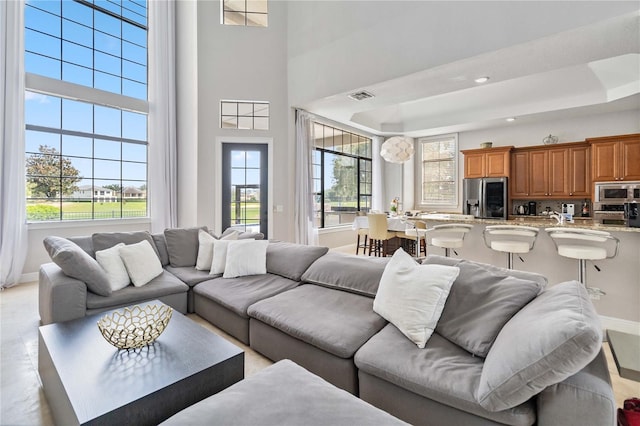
[195, 1, 291, 239]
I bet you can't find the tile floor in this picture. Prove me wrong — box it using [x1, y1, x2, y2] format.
[1, 276, 638, 425]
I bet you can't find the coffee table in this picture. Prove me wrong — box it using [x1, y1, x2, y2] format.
[39, 300, 244, 426]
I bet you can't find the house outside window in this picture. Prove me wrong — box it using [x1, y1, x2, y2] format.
[312, 122, 372, 228]
[24, 0, 148, 222]
[416, 134, 458, 208]
[221, 0, 267, 27]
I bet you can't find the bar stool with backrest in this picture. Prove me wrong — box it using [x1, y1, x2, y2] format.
[545, 227, 619, 296]
[425, 223, 474, 257]
[483, 225, 539, 269]
[355, 211, 368, 255]
[367, 213, 397, 257]
[401, 220, 428, 257]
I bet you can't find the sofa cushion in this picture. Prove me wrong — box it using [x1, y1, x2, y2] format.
[301, 252, 389, 297]
[193, 273, 299, 318]
[248, 285, 387, 359]
[119, 240, 164, 287]
[92, 231, 160, 259]
[95, 243, 130, 291]
[355, 324, 536, 426]
[165, 266, 216, 287]
[43, 236, 112, 296]
[67, 236, 95, 258]
[374, 249, 459, 348]
[161, 360, 407, 426]
[86, 270, 188, 310]
[151, 233, 170, 266]
[266, 242, 328, 281]
[424, 255, 544, 357]
[477, 281, 603, 412]
[164, 227, 207, 267]
[224, 240, 269, 278]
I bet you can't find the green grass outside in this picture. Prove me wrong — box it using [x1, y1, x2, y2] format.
[26, 200, 147, 221]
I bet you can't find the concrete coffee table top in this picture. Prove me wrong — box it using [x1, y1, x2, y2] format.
[38, 300, 244, 426]
[607, 329, 640, 382]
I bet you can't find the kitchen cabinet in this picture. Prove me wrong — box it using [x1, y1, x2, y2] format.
[588, 134, 640, 182]
[461, 146, 513, 179]
[510, 142, 589, 199]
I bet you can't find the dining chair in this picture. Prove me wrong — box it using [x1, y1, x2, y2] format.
[367, 213, 396, 257]
[399, 220, 427, 257]
[355, 211, 368, 255]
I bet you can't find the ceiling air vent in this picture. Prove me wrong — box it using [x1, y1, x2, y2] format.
[348, 91, 375, 101]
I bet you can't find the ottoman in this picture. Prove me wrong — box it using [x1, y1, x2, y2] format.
[161, 359, 407, 425]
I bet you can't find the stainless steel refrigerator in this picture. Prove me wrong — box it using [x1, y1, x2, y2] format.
[463, 177, 508, 219]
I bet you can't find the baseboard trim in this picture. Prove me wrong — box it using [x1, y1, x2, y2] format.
[600, 315, 640, 335]
[20, 272, 38, 284]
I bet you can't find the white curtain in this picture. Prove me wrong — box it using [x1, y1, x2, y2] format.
[148, 0, 178, 232]
[371, 135, 385, 212]
[0, 0, 28, 289]
[294, 110, 319, 245]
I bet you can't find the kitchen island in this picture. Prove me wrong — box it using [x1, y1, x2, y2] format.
[415, 214, 640, 331]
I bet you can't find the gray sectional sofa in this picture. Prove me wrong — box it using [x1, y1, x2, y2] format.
[38, 229, 616, 426]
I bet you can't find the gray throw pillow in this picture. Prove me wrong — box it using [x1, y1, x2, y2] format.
[424, 255, 545, 357]
[92, 231, 160, 259]
[43, 236, 112, 296]
[151, 233, 170, 266]
[266, 242, 328, 281]
[301, 252, 389, 297]
[164, 227, 207, 267]
[477, 281, 602, 411]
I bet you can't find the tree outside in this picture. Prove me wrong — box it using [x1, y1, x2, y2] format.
[26, 145, 81, 199]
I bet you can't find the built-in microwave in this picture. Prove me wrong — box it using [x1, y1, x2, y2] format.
[594, 181, 640, 203]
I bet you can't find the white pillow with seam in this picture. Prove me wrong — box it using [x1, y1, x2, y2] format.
[373, 248, 460, 348]
[223, 240, 268, 278]
[95, 243, 130, 291]
[210, 239, 234, 275]
[195, 230, 238, 270]
[119, 240, 163, 287]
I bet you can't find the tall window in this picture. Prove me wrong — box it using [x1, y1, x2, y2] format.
[417, 134, 458, 208]
[222, 0, 267, 27]
[24, 0, 148, 222]
[312, 123, 372, 228]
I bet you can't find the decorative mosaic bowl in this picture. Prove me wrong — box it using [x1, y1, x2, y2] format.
[97, 304, 173, 350]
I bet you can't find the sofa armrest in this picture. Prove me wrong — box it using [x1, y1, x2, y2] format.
[536, 348, 615, 426]
[39, 262, 88, 325]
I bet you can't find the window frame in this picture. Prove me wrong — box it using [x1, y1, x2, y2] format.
[24, 0, 149, 224]
[414, 133, 459, 209]
[221, 0, 268, 27]
[312, 122, 373, 229]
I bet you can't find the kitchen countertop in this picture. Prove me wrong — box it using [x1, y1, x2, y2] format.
[412, 213, 640, 233]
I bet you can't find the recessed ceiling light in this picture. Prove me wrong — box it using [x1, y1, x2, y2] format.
[506, 117, 516, 122]
[347, 91, 375, 101]
[474, 76, 490, 83]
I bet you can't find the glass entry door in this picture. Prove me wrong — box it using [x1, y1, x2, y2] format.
[221, 143, 268, 237]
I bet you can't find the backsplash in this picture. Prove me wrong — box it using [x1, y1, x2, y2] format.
[513, 199, 591, 216]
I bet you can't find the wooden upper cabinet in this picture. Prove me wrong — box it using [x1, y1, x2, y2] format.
[509, 142, 590, 199]
[510, 151, 530, 198]
[588, 134, 640, 181]
[461, 146, 512, 178]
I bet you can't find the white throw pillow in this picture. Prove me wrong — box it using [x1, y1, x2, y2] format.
[195, 230, 238, 270]
[210, 239, 233, 275]
[374, 248, 460, 348]
[223, 240, 269, 278]
[95, 243, 131, 291]
[118, 240, 163, 287]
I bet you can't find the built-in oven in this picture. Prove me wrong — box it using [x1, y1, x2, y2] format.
[593, 181, 640, 225]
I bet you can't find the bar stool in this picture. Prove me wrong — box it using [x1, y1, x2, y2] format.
[367, 213, 396, 257]
[545, 227, 619, 295]
[402, 220, 428, 258]
[355, 211, 368, 255]
[425, 223, 474, 257]
[483, 225, 539, 269]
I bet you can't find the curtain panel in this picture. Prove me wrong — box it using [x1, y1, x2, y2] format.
[294, 110, 319, 245]
[148, 0, 178, 232]
[0, 0, 28, 288]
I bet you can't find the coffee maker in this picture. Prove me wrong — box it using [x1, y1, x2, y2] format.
[527, 201, 537, 216]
